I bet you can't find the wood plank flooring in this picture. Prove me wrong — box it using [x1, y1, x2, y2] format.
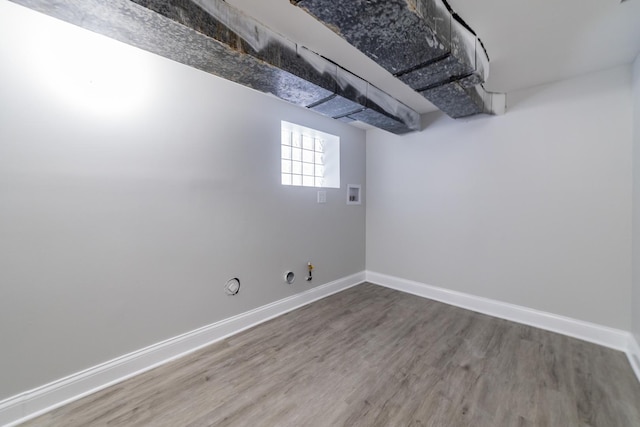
[20, 283, 640, 426]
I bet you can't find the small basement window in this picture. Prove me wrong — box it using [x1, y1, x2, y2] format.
[281, 121, 340, 188]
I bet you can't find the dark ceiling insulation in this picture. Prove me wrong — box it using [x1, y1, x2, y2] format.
[291, 0, 505, 118]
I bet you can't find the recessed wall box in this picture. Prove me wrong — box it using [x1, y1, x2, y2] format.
[347, 184, 361, 205]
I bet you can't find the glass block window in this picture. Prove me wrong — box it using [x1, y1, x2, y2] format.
[281, 121, 339, 188]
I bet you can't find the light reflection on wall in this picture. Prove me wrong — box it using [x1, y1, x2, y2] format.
[4, 2, 153, 118]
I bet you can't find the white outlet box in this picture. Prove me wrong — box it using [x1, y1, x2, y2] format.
[317, 190, 327, 204]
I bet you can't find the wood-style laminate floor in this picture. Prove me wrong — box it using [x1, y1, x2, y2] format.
[21, 283, 640, 426]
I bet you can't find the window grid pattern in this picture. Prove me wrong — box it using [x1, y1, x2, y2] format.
[281, 130, 325, 187]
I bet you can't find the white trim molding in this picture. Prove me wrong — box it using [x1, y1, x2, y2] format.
[0, 272, 365, 427]
[366, 271, 635, 354]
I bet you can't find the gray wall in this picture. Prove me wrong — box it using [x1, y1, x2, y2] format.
[633, 54, 640, 343]
[0, 3, 365, 400]
[367, 66, 633, 330]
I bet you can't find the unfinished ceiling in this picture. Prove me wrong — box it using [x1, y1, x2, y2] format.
[8, 0, 640, 133]
[291, 0, 505, 118]
[8, 0, 507, 134]
[225, 0, 640, 113]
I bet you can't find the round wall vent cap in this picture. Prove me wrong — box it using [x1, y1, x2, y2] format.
[224, 278, 240, 295]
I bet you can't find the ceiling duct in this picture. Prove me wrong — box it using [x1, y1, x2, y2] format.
[9, 0, 420, 134]
[291, 0, 506, 118]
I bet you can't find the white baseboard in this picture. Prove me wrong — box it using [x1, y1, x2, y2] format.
[0, 272, 365, 427]
[366, 271, 632, 353]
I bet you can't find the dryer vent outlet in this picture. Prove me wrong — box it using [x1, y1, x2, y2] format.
[284, 271, 295, 285]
